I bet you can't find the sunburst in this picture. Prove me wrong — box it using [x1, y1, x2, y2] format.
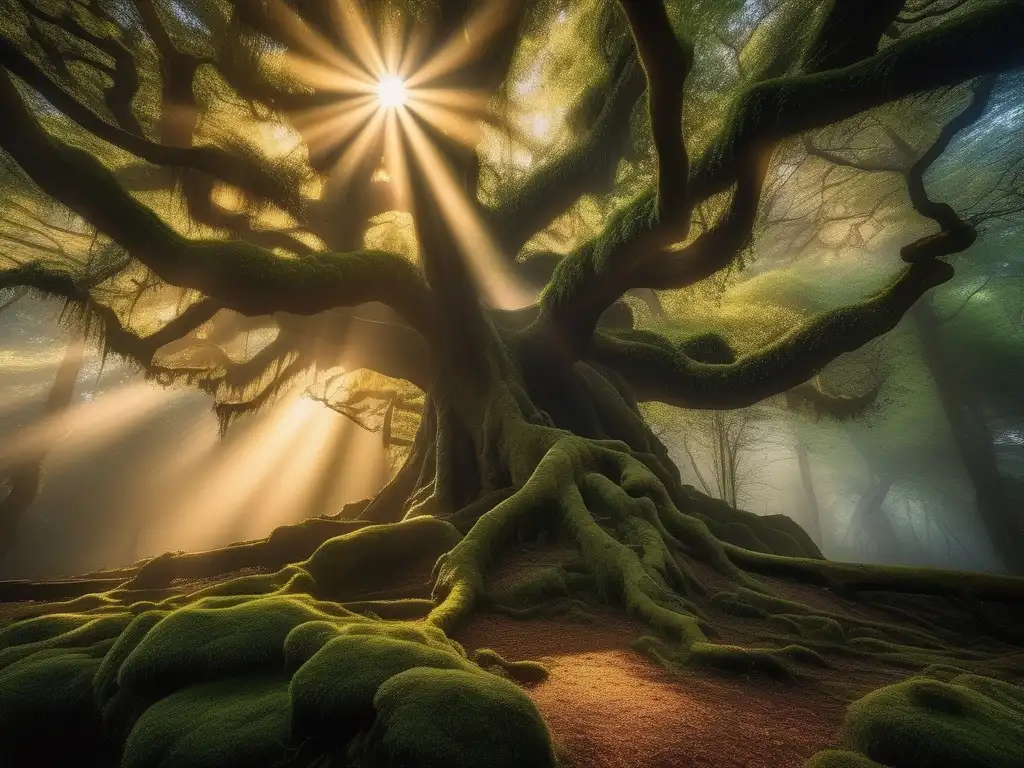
[267, 0, 532, 308]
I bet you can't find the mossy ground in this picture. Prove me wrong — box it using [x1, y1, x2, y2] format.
[1, 514, 1022, 768]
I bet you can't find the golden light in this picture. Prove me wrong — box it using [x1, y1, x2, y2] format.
[268, 0, 534, 308]
[377, 75, 408, 109]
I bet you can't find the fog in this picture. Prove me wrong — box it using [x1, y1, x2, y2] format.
[2, 268, 1021, 578]
[0, 297, 389, 579]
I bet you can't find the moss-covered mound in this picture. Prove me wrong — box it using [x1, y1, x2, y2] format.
[0, 523, 556, 768]
[365, 667, 554, 768]
[805, 673, 1024, 768]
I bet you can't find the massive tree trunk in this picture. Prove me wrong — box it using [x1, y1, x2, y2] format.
[913, 296, 1024, 574]
[0, 2, 1023, 767]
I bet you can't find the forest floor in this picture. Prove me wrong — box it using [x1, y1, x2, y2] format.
[457, 609, 848, 768]
[1, 537, 1012, 768]
[454, 543, 987, 768]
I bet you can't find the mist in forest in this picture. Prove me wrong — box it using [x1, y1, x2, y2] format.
[0, 297, 390, 579]
[4, 256, 1020, 578]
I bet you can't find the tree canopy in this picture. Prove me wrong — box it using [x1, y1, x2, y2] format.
[2, 2, 1024, 768]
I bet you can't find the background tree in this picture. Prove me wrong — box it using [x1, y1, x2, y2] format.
[1, 2, 1024, 767]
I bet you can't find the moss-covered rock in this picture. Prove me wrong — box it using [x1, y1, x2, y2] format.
[814, 674, 1024, 768]
[364, 667, 556, 768]
[118, 596, 334, 703]
[122, 676, 291, 768]
[289, 631, 473, 744]
[0, 612, 131, 669]
[0, 650, 106, 764]
[303, 517, 462, 599]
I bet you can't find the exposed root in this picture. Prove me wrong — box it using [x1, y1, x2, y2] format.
[2, 370, 1023, 768]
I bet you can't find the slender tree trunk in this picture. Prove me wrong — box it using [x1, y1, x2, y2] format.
[0, 341, 85, 556]
[795, 442, 823, 547]
[912, 297, 1024, 574]
[849, 475, 897, 561]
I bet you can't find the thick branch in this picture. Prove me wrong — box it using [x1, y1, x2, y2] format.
[618, 0, 692, 221]
[590, 260, 952, 409]
[0, 67, 437, 337]
[537, 2, 1024, 344]
[486, 47, 645, 258]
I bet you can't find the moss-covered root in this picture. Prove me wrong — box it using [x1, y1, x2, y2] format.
[472, 648, 550, 684]
[805, 674, 1024, 768]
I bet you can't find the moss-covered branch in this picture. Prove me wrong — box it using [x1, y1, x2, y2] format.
[0, 39, 304, 220]
[486, 44, 645, 259]
[537, 2, 1024, 344]
[588, 259, 952, 410]
[618, 0, 692, 222]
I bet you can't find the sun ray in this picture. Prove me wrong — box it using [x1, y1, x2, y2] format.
[329, 109, 389, 190]
[405, 0, 520, 88]
[278, 50, 378, 95]
[407, 100, 483, 149]
[330, 0, 388, 77]
[410, 87, 490, 114]
[397, 109, 532, 309]
[0, 382, 177, 470]
[267, 0, 373, 81]
[293, 98, 380, 159]
[150, 388, 314, 552]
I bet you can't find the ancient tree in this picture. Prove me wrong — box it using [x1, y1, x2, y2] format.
[1, 2, 1024, 767]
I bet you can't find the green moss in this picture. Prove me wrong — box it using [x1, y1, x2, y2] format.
[94, 610, 170, 712]
[770, 614, 847, 643]
[0, 612, 93, 651]
[489, 566, 572, 607]
[0, 650, 105, 763]
[0, 612, 131, 669]
[472, 649, 550, 684]
[304, 517, 462, 599]
[689, 641, 828, 680]
[711, 591, 767, 619]
[283, 619, 346, 671]
[122, 676, 291, 768]
[921, 663, 969, 681]
[343, 598, 437, 620]
[119, 596, 335, 704]
[290, 632, 473, 744]
[364, 667, 556, 768]
[837, 675, 1024, 768]
[337, 619, 459, 651]
[805, 750, 887, 768]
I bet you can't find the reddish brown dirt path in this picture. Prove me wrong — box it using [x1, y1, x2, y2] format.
[457, 611, 848, 768]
